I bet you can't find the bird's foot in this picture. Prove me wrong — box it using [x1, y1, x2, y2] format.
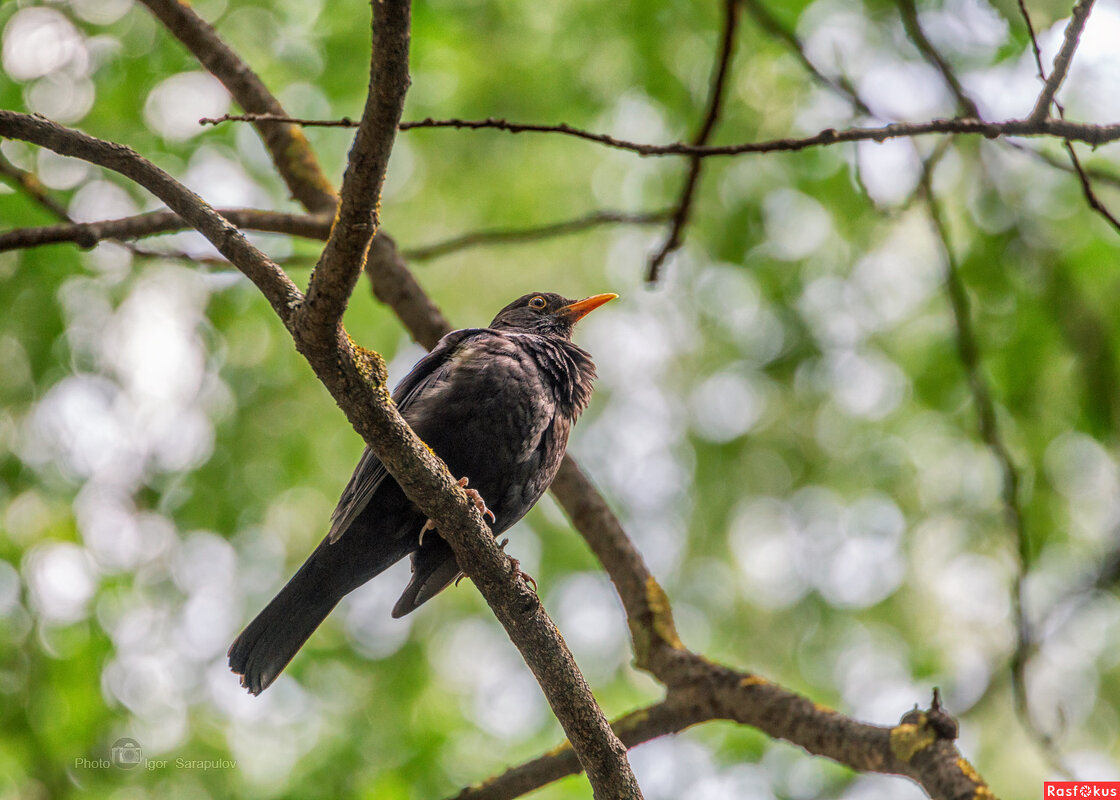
[419, 477, 494, 546]
[507, 555, 538, 592]
[496, 539, 537, 590]
[457, 476, 496, 524]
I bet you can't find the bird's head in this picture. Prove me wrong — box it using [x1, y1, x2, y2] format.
[489, 292, 617, 338]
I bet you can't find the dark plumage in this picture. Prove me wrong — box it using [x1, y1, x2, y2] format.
[228, 291, 616, 694]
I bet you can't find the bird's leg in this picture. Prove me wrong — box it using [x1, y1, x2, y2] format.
[456, 476, 496, 524]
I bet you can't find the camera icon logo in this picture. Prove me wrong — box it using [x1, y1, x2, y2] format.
[110, 738, 143, 770]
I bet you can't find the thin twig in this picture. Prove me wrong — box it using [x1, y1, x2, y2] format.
[647, 0, 742, 282]
[0, 151, 72, 221]
[205, 112, 1120, 155]
[1006, 140, 1120, 189]
[0, 209, 332, 252]
[918, 154, 1071, 778]
[1065, 140, 1120, 233]
[402, 209, 673, 261]
[1018, 0, 1046, 82]
[896, 0, 979, 117]
[740, 0, 872, 115]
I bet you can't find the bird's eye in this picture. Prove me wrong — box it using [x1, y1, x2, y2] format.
[528, 296, 547, 309]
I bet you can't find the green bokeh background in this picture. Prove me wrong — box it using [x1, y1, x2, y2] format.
[3, 0, 1120, 797]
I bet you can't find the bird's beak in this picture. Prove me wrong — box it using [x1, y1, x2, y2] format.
[558, 293, 618, 323]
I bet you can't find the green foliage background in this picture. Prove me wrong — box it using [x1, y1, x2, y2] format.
[2, 0, 1120, 797]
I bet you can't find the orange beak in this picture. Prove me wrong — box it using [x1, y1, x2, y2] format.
[558, 293, 618, 323]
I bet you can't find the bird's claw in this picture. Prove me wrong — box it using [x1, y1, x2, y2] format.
[507, 556, 538, 593]
[418, 518, 436, 546]
[457, 476, 495, 523]
[418, 477, 493, 546]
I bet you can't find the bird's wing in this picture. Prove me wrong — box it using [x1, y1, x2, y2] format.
[327, 328, 489, 543]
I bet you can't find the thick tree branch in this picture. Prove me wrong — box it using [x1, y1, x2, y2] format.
[0, 209, 332, 253]
[647, 0, 742, 282]
[1029, 0, 1095, 121]
[137, 0, 337, 213]
[298, 0, 412, 349]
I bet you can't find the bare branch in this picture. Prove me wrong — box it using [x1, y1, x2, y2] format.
[0, 209, 332, 253]
[917, 157, 1072, 778]
[896, 0, 980, 117]
[1065, 140, 1120, 233]
[0, 111, 301, 320]
[400, 116, 1120, 154]
[1017, 0, 1047, 83]
[201, 111, 1120, 155]
[298, 0, 412, 348]
[1006, 141, 1120, 189]
[1029, 0, 1096, 121]
[448, 699, 702, 800]
[137, 0, 337, 213]
[401, 209, 673, 261]
[202, 112, 359, 129]
[741, 0, 872, 115]
[0, 150, 72, 221]
[647, 0, 742, 282]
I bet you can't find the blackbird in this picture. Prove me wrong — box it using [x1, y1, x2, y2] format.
[228, 291, 616, 694]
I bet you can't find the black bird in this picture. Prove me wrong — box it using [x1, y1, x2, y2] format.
[228, 291, 616, 694]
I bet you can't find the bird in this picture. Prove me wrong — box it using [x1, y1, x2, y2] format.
[228, 291, 617, 694]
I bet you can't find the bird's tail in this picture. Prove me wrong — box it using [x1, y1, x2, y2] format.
[229, 526, 415, 695]
[227, 566, 341, 696]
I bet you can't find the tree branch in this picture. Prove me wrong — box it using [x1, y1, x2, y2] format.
[916, 157, 1070, 778]
[1016, 0, 1120, 236]
[1028, 0, 1096, 121]
[206, 111, 1120, 155]
[0, 208, 332, 253]
[741, 0, 872, 116]
[0, 112, 302, 320]
[297, 0, 412, 349]
[137, 0, 337, 213]
[647, 0, 742, 282]
[896, 0, 979, 117]
[0, 150, 71, 221]
[401, 209, 673, 261]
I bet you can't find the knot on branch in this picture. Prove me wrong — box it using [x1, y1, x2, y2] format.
[891, 690, 960, 763]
